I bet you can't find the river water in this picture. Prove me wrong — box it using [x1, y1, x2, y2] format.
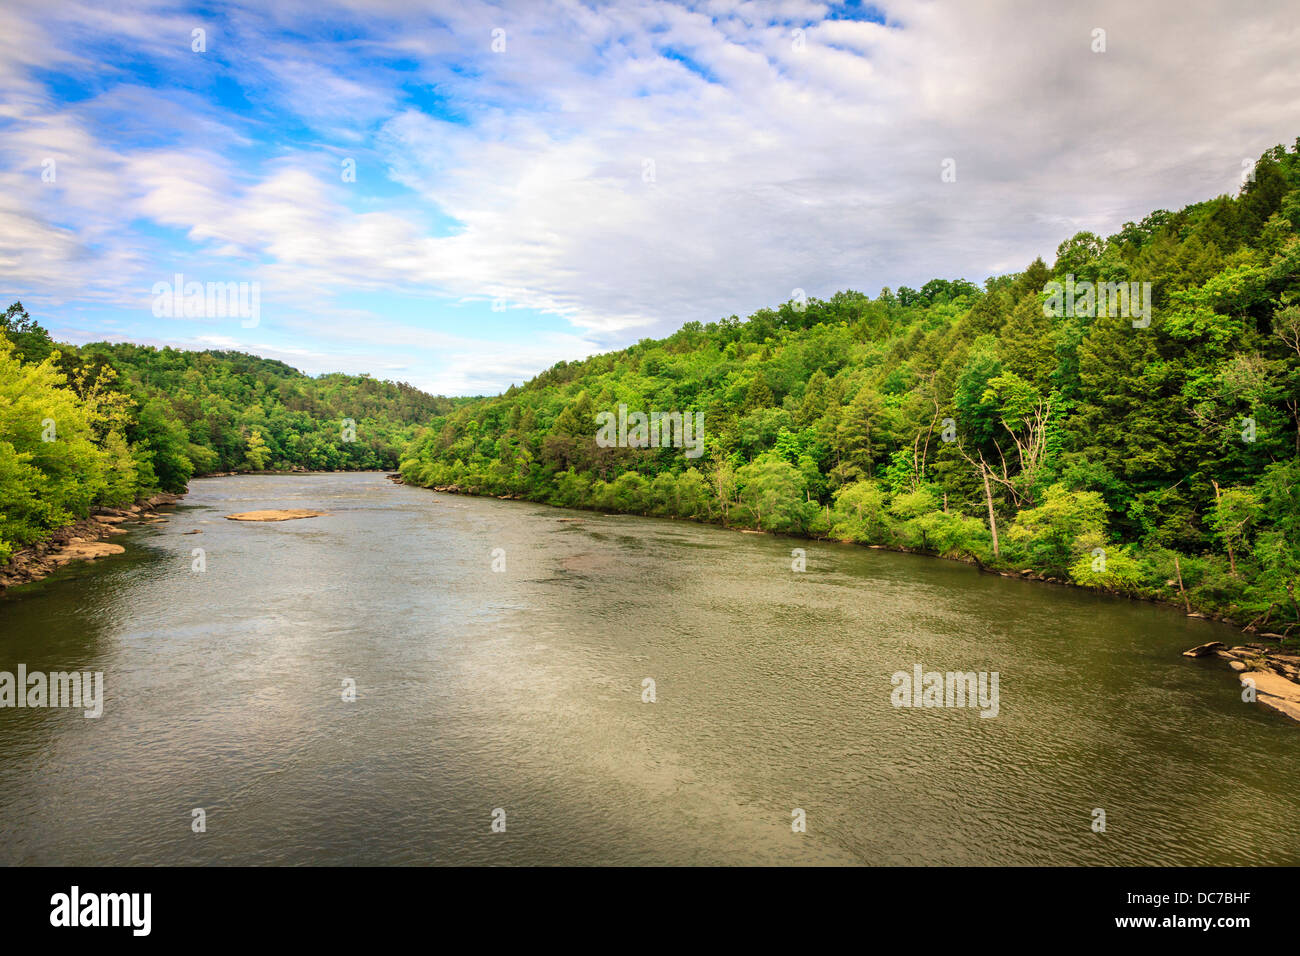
[0, 472, 1296, 865]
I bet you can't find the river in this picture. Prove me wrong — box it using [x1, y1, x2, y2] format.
[1, 472, 1296, 865]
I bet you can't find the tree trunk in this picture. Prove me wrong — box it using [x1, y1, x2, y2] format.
[1174, 555, 1191, 614]
[980, 459, 999, 557]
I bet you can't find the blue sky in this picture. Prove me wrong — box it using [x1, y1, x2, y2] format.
[2, 0, 1298, 394]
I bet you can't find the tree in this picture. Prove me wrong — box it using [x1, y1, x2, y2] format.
[980, 371, 1055, 508]
[830, 481, 891, 543]
[736, 454, 809, 532]
[1209, 481, 1260, 576]
[834, 386, 887, 482]
[711, 455, 737, 523]
[244, 430, 271, 471]
[0, 301, 54, 364]
[0, 340, 107, 555]
[1006, 484, 1108, 576]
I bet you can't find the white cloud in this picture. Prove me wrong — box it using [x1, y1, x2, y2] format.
[3, 0, 1300, 392]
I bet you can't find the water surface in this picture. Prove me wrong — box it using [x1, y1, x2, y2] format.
[1, 472, 1296, 865]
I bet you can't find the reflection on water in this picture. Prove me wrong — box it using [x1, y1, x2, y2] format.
[0, 472, 1297, 865]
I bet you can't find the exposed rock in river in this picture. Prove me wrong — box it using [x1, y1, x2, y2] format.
[224, 509, 327, 521]
[1243, 669, 1300, 723]
[1187, 641, 1300, 723]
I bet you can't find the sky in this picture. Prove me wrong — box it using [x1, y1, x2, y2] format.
[2, 0, 1299, 396]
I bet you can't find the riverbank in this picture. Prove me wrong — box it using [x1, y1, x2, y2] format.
[412, 478, 1300, 724]
[0, 492, 182, 591]
[202, 466, 399, 478]
[2, 471, 391, 592]
[1184, 641, 1300, 722]
[404, 479, 1294, 634]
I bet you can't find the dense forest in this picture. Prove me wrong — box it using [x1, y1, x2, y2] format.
[400, 141, 1300, 632]
[0, 313, 456, 565]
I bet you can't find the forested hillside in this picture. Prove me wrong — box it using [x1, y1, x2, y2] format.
[400, 141, 1300, 631]
[0, 312, 456, 564]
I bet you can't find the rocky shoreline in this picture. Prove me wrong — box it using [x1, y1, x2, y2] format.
[1183, 641, 1300, 722]
[0, 492, 183, 591]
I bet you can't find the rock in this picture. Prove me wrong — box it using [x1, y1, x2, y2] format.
[1196, 642, 1300, 725]
[1241, 670, 1300, 723]
[63, 542, 126, 560]
[225, 510, 328, 522]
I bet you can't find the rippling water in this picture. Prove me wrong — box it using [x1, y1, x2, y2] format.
[0, 472, 1296, 865]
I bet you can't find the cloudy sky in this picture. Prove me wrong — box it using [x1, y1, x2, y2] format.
[2, 0, 1298, 394]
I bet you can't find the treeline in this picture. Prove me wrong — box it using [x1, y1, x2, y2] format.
[400, 140, 1300, 632]
[0, 310, 456, 565]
